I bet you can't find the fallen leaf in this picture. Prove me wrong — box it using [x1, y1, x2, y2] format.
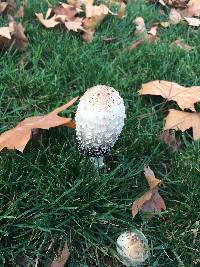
[0, 97, 78, 152]
[0, 26, 11, 39]
[117, 0, 126, 19]
[132, 166, 166, 218]
[129, 39, 143, 50]
[164, 109, 200, 140]
[160, 130, 181, 152]
[0, 2, 8, 14]
[148, 0, 189, 8]
[169, 8, 182, 24]
[8, 16, 28, 50]
[36, 13, 61, 28]
[134, 17, 159, 43]
[172, 38, 194, 51]
[82, 28, 95, 43]
[49, 241, 70, 267]
[184, 16, 200, 26]
[180, 2, 200, 17]
[139, 80, 200, 111]
[65, 17, 84, 31]
[0, 16, 28, 51]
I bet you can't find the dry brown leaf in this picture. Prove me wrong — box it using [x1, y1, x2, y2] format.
[117, 0, 126, 19]
[36, 13, 61, 28]
[65, 17, 84, 31]
[0, 97, 78, 152]
[53, 3, 81, 20]
[8, 16, 28, 50]
[0, 2, 8, 14]
[164, 109, 200, 140]
[139, 80, 200, 111]
[169, 8, 182, 24]
[172, 38, 194, 51]
[180, 2, 200, 17]
[129, 39, 143, 50]
[82, 28, 95, 42]
[132, 166, 166, 218]
[49, 241, 70, 267]
[0, 26, 11, 39]
[0, 16, 28, 51]
[184, 16, 200, 26]
[160, 130, 181, 152]
[148, 0, 189, 8]
[134, 17, 158, 43]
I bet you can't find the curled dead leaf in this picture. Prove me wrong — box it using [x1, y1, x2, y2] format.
[139, 80, 200, 111]
[132, 166, 166, 218]
[0, 97, 78, 152]
[0, 16, 28, 51]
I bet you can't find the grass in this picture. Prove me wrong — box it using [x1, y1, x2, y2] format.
[0, 0, 200, 266]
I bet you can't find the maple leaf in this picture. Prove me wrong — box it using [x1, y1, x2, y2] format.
[139, 80, 200, 111]
[164, 109, 200, 140]
[132, 166, 166, 218]
[172, 38, 194, 51]
[0, 97, 78, 152]
[50, 241, 70, 267]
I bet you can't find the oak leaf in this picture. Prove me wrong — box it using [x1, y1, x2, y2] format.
[164, 109, 200, 140]
[49, 241, 70, 267]
[132, 166, 166, 218]
[139, 80, 200, 111]
[0, 97, 78, 152]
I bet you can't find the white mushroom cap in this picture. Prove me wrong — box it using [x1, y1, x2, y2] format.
[116, 231, 148, 266]
[75, 85, 126, 158]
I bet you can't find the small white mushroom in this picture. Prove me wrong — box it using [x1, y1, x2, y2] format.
[75, 85, 126, 167]
[116, 230, 148, 266]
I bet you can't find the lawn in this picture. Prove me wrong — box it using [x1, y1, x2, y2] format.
[0, 0, 200, 266]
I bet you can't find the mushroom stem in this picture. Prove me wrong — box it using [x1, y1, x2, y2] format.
[90, 157, 104, 168]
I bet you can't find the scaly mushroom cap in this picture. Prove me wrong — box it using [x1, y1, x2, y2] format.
[75, 85, 126, 157]
[116, 231, 148, 266]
